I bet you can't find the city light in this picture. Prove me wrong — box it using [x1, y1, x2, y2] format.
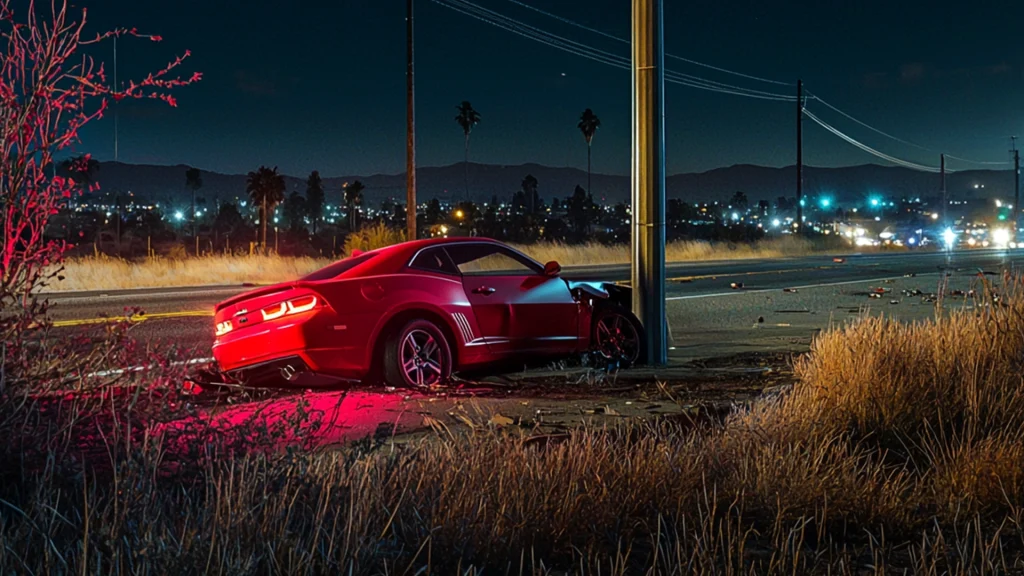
[731, 212, 740, 221]
[992, 228, 1012, 248]
[454, 209, 465, 220]
[819, 198, 832, 208]
[771, 218, 781, 228]
[174, 211, 184, 221]
[943, 227, 957, 249]
[869, 197, 880, 207]
[996, 199, 1003, 208]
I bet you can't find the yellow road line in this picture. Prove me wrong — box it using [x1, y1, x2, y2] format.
[53, 310, 214, 328]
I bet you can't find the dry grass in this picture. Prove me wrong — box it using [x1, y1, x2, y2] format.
[51, 235, 819, 292]
[513, 235, 816, 267]
[5, 277, 1024, 572]
[52, 252, 330, 291]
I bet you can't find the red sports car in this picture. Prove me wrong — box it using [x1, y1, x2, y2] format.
[212, 238, 643, 388]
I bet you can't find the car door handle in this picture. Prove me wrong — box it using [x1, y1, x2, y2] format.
[472, 286, 496, 295]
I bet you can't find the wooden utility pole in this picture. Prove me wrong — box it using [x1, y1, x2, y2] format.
[941, 153, 947, 225]
[405, 0, 417, 241]
[631, 0, 667, 366]
[796, 79, 804, 234]
[1013, 137, 1020, 239]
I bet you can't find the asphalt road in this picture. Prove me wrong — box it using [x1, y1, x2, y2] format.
[42, 249, 1024, 364]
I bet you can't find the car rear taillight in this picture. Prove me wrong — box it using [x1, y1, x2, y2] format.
[260, 295, 319, 321]
[215, 320, 233, 336]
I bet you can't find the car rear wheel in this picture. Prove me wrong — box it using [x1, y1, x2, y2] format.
[383, 319, 453, 388]
[591, 306, 644, 366]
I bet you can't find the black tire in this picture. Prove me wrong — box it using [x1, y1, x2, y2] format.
[382, 319, 453, 388]
[591, 306, 645, 367]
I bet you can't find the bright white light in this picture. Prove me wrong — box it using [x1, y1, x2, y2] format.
[771, 218, 781, 227]
[879, 231, 894, 240]
[943, 227, 957, 248]
[908, 237, 917, 245]
[996, 199, 1003, 208]
[992, 228, 1012, 247]
[855, 237, 876, 247]
[931, 213, 939, 220]
[820, 198, 832, 208]
[870, 198, 880, 207]
[174, 211, 184, 221]
[731, 212, 740, 221]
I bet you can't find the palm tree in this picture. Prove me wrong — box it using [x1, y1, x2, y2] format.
[577, 109, 601, 195]
[344, 180, 366, 231]
[305, 170, 325, 235]
[245, 166, 286, 253]
[454, 101, 481, 201]
[185, 167, 202, 237]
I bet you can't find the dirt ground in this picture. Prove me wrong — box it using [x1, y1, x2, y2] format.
[160, 352, 793, 452]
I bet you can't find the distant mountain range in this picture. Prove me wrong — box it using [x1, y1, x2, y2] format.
[84, 161, 1015, 208]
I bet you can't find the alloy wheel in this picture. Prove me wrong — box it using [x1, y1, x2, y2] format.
[400, 329, 444, 387]
[594, 312, 640, 364]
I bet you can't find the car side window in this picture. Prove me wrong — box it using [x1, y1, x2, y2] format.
[409, 247, 460, 275]
[445, 244, 541, 276]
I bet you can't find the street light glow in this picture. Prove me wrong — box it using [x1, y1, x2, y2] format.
[173, 211, 184, 221]
[820, 198, 832, 208]
[943, 227, 957, 249]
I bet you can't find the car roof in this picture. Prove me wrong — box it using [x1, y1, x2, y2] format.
[335, 237, 505, 276]
[370, 236, 501, 260]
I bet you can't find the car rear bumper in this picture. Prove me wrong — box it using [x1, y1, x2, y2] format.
[213, 316, 368, 383]
[221, 355, 360, 387]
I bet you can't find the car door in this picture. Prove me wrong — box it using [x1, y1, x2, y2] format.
[445, 243, 579, 355]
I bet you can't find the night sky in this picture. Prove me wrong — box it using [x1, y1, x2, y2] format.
[76, 0, 1024, 177]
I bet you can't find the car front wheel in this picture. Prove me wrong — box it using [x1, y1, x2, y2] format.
[591, 306, 644, 366]
[383, 319, 453, 388]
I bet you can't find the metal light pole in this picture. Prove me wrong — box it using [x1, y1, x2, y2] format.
[406, 0, 417, 241]
[631, 0, 667, 366]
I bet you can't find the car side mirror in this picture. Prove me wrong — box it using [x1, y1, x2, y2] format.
[543, 260, 561, 277]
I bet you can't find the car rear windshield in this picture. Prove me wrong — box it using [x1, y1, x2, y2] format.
[301, 252, 377, 281]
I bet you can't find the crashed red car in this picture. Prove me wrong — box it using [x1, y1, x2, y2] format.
[212, 238, 643, 387]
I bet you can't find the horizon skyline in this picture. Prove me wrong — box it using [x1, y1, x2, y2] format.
[88, 158, 1016, 180]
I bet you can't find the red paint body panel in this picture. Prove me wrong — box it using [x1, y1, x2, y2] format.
[212, 238, 609, 384]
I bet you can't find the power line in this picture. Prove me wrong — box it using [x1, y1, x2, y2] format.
[808, 91, 1009, 166]
[434, 0, 797, 101]
[438, 0, 1007, 166]
[500, 0, 793, 87]
[803, 108, 944, 173]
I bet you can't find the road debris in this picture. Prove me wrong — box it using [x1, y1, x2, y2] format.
[783, 288, 799, 293]
[488, 414, 514, 427]
[730, 282, 744, 289]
